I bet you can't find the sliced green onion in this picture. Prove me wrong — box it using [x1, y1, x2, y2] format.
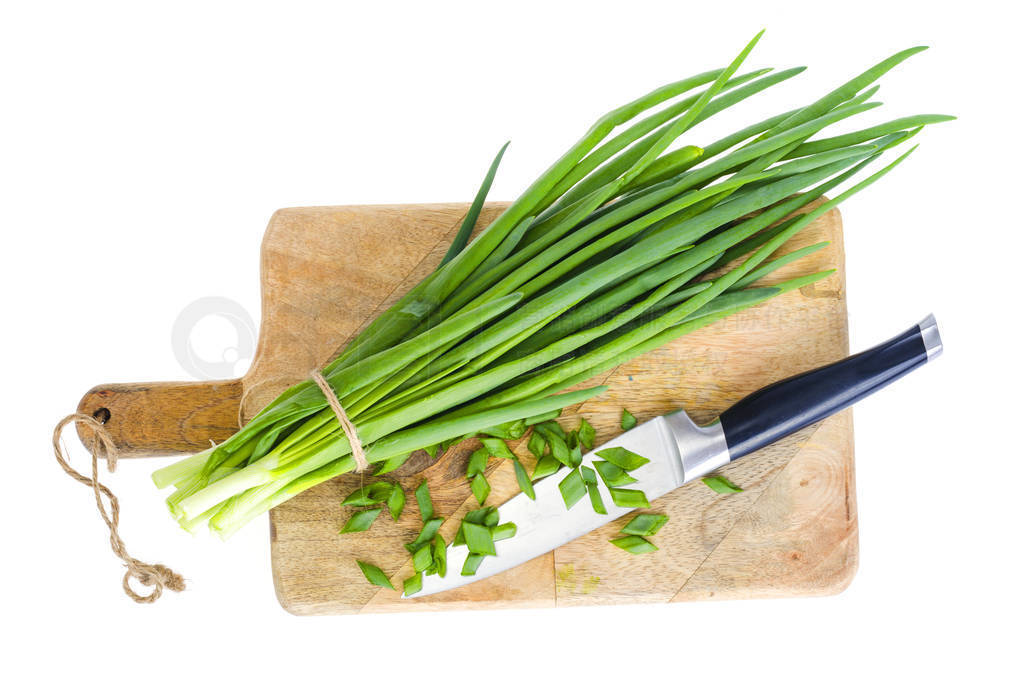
[702, 476, 744, 494]
[480, 437, 516, 459]
[341, 482, 393, 506]
[620, 409, 638, 430]
[558, 468, 587, 509]
[532, 454, 562, 480]
[608, 488, 650, 508]
[462, 521, 497, 555]
[578, 418, 597, 449]
[415, 481, 434, 521]
[596, 447, 649, 471]
[594, 460, 638, 487]
[466, 448, 489, 477]
[339, 507, 382, 533]
[406, 517, 444, 552]
[374, 452, 413, 475]
[621, 513, 669, 536]
[581, 466, 607, 515]
[386, 483, 405, 521]
[492, 522, 517, 541]
[513, 459, 535, 500]
[357, 560, 395, 590]
[403, 572, 423, 596]
[412, 543, 434, 572]
[470, 473, 490, 505]
[610, 535, 658, 554]
[527, 433, 547, 459]
[462, 553, 485, 576]
[432, 534, 448, 578]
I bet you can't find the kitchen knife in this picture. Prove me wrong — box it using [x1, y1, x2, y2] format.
[406, 314, 942, 598]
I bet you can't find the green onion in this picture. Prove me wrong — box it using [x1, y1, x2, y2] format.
[462, 522, 497, 556]
[432, 534, 448, 578]
[608, 488, 650, 508]
[702, 476, 744, 494]
[513, 459, 535, 500]
[470, 473, 490, 505]
[412, 543, 434, 572]
[594, 460, 638, 487]
[610, 535, 658, 554]
[341, 482, 393, 506]
[559, 468, 587, 509]
[581, 466, 607, 515]
[356, 560, 395, 590]
[466, 448, 489, 477]
[153, 35, 949, 540]
[339, 507, 382, 533]
[403, 572, 423, 596]
[406, 517, 444, 552]
[492, 523, 517, 541]
[415, 481, 434, 521]
[596, 447, 649, 471]
[462, 554, 485, 576]
[439, 142, 509, 268]
[620, 409, 638, 431]
[621, 513, 669, 536]
[386, 484, 405, 521]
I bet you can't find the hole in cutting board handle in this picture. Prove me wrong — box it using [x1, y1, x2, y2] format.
[92, 407, 111, 424]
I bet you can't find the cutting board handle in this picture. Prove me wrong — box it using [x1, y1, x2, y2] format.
[76, 379, 242, 459]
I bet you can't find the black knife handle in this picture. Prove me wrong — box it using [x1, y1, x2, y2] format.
[719, 315, 942, 461]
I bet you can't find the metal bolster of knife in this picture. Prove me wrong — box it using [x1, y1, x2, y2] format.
[716, 313, 943, 462]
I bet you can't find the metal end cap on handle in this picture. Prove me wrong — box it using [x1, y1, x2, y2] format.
[918, 313, 943, 361]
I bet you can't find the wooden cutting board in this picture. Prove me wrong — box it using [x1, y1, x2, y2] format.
[77, 200, 856, 614]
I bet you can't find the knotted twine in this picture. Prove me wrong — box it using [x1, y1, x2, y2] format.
[52, 413, 186, 604]
[309, 370, 369, 472]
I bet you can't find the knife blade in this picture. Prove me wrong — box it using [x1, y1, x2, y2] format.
[406, 314, 942, 598]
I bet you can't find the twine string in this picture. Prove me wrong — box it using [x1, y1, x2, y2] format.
[52, 413, 185, 604]
[309, 370, 369, 472]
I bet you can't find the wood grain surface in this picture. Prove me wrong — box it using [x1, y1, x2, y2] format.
[77, 200, 856, 614]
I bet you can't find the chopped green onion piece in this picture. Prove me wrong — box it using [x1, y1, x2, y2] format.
[462, 521, 497, 555]
[578, 418, 597, 449]
[569, 443, 583, 468]
[386, 483, 405, 521]
[464, 506, 499, 526]
[424, 443, 441, 458]
[480, 437, 516, 459]
[453, 525, 465, 547]
[535, 420, 568, 442]
[596, 446, 649, 471]
[374, 452, 412, 475]
[581, 466, 607, 514]
[608, 487, 650, 508]
[415, 480, 434, 521]
[580, 465, 598, 485]
[356, 560, 395, 590]
[594, 460, 638, 487]
[513, 459, 536, 500]
[466, 448, 490, 477]
[532, 454, 562, 480]
[559, 468, 587, 509]
[433, 534, 448, 578]
[341, 482, 394, 506]
[566, 430, 580, 450]
[545, 432, 572, 466]
[527, 433, 546, 459]
[403, 572, 423, 596]
[406, 517, 444, 552]
[470, 473, 490, 505]
[702, 476, 744, 494]
[412, 543, 434, 572]
[610, 535, 658, 554]
[462, 553, 485, 576]
[620, 409, 638, 431]
[492, 522, 517, 541]
[339, 507, 382, 533]
[621, 513, 669, 536]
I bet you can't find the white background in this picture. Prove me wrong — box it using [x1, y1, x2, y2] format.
[3, 1, 1020, 675]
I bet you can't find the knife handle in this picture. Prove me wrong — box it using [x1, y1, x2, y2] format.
[719, 314, 942, 461]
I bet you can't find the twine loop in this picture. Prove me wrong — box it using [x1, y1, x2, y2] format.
[309, 371, 369, 472]
[52, 413, 185, 604]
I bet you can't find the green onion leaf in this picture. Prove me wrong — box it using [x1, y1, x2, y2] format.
[527, 433, 547, 459]
[466, 447, 490, 477]
[386, 483, 405, 521]
[608, 488, 650, 508]
[610, 535, 658, 554]
[415, 481, 434, 521]
[596, 447, 649, 471]
[464, 506, 499, 526]
[578, 418, 597, 449]
[532, 454, 562, 480]
[620, 409, 638, 430]
[470, 473, 490, 505]
[492, 522, 517, 541]
[462, 521, 497, 555]
[535, 420, 568, 442]
[513, 459, 536, 500]
[462, 553, 485, 576]
[412, 543, 434, 572]
[702, 476, 744, 494]
[406, 517, 444, 552]
[339, 507, 382, 533]
[374, 452, 412, 475]
[341, 482, 393, 506]
[424, 443, 441, 458]
[621, 513, 669, 536]
[439, 141, 509, 268]
[480, 437, 516, 459]
[594, 460, 637, 487]
[403, 572, 423, 596]
[356, 560, 395, 590]
[569, 443, 583, 468]
[433, 534, 448, 578]
[559, 468, 587, 509]
[581, 466, 606, 514]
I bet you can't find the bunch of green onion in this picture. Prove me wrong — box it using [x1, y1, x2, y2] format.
[153, 31, 951, 538]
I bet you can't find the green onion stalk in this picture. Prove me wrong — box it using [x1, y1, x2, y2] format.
[153, 31, 952, 538]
